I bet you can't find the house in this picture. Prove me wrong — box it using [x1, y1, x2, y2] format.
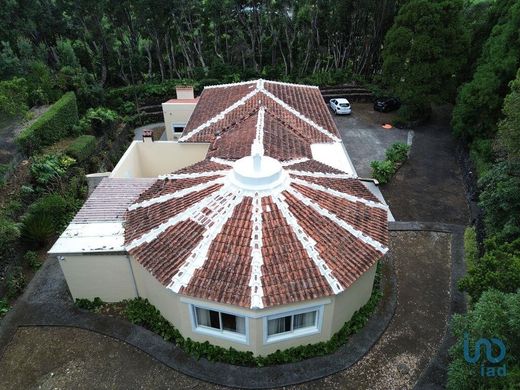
[49, 80, 389, 356]
[161, 86, 199, 141]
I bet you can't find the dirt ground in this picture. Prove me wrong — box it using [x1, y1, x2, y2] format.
[380, 113, 469, 225]
[0, 230, 452, 390]
[0, 106, 50, 165]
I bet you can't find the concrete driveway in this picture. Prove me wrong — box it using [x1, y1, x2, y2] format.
[332, 103, 409, 178]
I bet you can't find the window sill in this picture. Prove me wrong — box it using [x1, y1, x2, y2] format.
[193, 326, 249, 345]
[265, 326, 320, 344]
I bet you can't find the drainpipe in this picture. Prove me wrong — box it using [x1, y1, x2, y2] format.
[126, 254, 140, 298]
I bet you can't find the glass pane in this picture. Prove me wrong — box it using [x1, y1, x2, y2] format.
[267, 315, 292, 335]
[221, 313, 236, 332]
[293, 311, 317, 330]
[195, 307, 211, 327]
[209, 310, 220, 329]
[220, 313, 246, 334]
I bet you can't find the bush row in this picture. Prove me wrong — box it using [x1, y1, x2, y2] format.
[76, 264, 383, 366]
[66, 135, 97, 163]
[370, 142, 410, 184]
[16, 92, 78, 155]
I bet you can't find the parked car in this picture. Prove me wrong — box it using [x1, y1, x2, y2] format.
[329, 98, 352, 115]
[374, 97, 401, 112]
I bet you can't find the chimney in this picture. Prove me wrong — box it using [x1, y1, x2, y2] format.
[142, 129, 154, 142]
[175, 86, 194, 100]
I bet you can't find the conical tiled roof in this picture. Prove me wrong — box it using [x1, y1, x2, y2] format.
[124, 79, 388, 309]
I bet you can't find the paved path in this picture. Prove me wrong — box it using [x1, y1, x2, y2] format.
[133, 122, 166, 141]
[0, 224, 464, 389]
[334, 103, 409, 178]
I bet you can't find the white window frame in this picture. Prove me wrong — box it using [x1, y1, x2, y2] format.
[263, 305, 324, 344]
[189, 304, 249, 345]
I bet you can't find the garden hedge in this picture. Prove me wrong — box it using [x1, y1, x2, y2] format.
[16, 91, 79, 155]
[66, 135, 97, 163]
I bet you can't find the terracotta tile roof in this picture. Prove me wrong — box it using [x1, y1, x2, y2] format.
[289, 175, 380, 204]
[124, 159, 388, 309]
[180, 197, 253, 307]
[264, 81, 339, 138]
[283, 190, 386, 288]
[119, 79, 389, 309]
[183, 82, 256, 132]
[72, 178, 155, 223]
[260, 197, 333, 307]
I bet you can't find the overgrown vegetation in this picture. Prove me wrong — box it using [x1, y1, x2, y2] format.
[370, 142, 410, 184]
[448, 290, 520, 390]
[16, 92, 79, 155]
[66, 135, 97, 163]
[381, 0, 467, 121]
[76, 264, 383, 366]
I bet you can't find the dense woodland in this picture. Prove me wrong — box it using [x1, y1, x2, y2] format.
[0, 0, 519, 388]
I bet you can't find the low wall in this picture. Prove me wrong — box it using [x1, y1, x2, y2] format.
[110, 141, 210, 178]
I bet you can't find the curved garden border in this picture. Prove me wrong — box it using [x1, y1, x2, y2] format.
[0, 221, 465, 388]
[0, 254, 396, 389]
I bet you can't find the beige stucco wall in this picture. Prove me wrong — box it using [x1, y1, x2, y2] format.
[57, 251, 377, 355]
[110, 141, 210, 178]
[162, 103, 197, 141]
[58, 254, 138, 302]
[129, 256, 377, 356]
[331, 262, 377, 334]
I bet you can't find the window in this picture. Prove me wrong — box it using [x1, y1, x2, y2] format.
[265, 307, 321, 343]
[192, 306, 247, 343]
[173, 125, 184, 133]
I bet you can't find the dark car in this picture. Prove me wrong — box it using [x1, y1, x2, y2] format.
[374, 97, 401, 113]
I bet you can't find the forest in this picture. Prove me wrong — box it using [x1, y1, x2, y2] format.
[0, 0, 519, 388]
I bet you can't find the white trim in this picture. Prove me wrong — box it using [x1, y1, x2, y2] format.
[248, 194, 264, 309]
[255, 106, 265, 150]
[125, 187, 227, 251]
[263, 305, 324, 344]
[179, 296, 332, 318]
[264, 80, 319, 89]
[259, 89, 341, 142]
[291, 177, 388, 211]
[272, 195, 344, 294]
[203, 80, 257, 89]
[128, 177, 225, 210]
[287, 187, 389, 254]
[286, 170, 355, 179]
[159, 170, 230, 180]
[189, 304, 249, 345]
[179, 87, 259, 142]
[209, 157, 235, 167]
[281, 158, 310, 167]
[168, 191, 245, 293]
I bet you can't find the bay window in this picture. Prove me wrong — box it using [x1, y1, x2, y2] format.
[265, 306, 321, 342]
[192, 305, 247, 343]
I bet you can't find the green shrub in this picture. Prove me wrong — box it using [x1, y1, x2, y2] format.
[371, 160, 396, 184]
[479, 161, 520, 242]
[74, 107, 118, 136]
[463, 227, 478, 270]
[448, 290, 520, 390]
[21, 194, 78, 247]
[0, 77, 28, 118]
[0, 216, 20, 260]
[385, 142, 410, 164]
[469, 138, 493, 177]
[76, 297, 105, 311]
[80, 264, 383, 366]
[458, 236, 520, 302]
[16, 91, 79, 155]
[66, 135, 96, 163]
[0, 299, 9, 318]
[30, 153, 76, 187]
[23, 250, 41, 270]
[20, 213, 55, 248]
[6, 267, 26, 299]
